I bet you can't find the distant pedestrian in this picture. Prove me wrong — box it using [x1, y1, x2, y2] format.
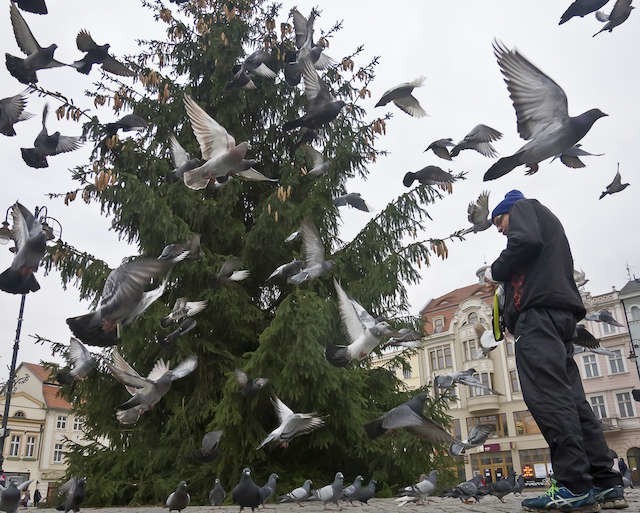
[33, 488, 42, 507]
[0, 469, 6, 487]
[21, 489, 31, 507]
[618, 458, 629, 476]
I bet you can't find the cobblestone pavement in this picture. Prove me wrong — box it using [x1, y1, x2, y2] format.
[31, 487, 640, 513]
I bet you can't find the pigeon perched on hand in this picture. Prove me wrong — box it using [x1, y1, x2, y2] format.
[234, 369, 269, 397]
[364, 392, 453, 443]
[333, 192, 371, 212]
[424, 138, 454, 160]
[450, 124, 502, 158]
[166, 481, 190, 513]
[287, 219, 334, 285]
[57, 477, 85, 513]
[0, 202, 46, 295]
[310, 472, 343, 510]
[71, 30, 135, 76]
[232, 468, 262, 512]
[395, 470, 438, 506]
[593, 0, 634, 36]
[375, 77, 428, 117]
[585, 309, 625, 327]
[0, 480, 33, 513]
[599, 164, 630, 199]
[103, 114, 148, 138]
[226, 50, 276, 90]
[434, 368, 502, 396]
[21, 104, 83, 168]
[559, 0, 609, 24]
[209, 478, 226, 506]
[267, 259, 303, 281]
[256, 395, 325, 449]
[279, 480, 312, 505]
[55, 338, 97, 385]
[450, 424, 495, 456]
[462, 191, 491, 235]
[402, 165, 455, 191]
[259, 473, 279, 506]
[484, 40, 607, 181]
[325, 279, 395, 367]
[551, 143, 603, 169]
[161, 298, 208, 327]
[12, 0, 47, 15]
[5, 3, 65, 84]
[0, 90, 33, 136]
[193, 430, 223, 462]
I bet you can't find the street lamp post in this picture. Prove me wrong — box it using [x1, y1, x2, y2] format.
[620, 296, 640, 401]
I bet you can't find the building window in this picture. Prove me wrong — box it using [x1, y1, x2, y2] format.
[509, 369, 520, 393]
[56, 415, 67, 429]
[53, 443, 64, 463]
[582, 354, 599, 378]
[514, 410, 540, 435]
[450, 418, 462, 440]
[602, 322, 616, 336]
[429, 344, 452, 370]
[402, 367, 412, 379]
[520, 448, 552, 482]
[463, 338, 481, 361]
[9, 435, 20, 457]
[506, 338, 515, 356]
[73, 417, 84, 431]
[25, 436, 36, 458]
[469, 372, 494, 397]
[617, 392, 634, 418]
[468, 312, 479, 324]
[590, 396, 607, 419]
[14, 411, 25, 418]
[609, 349, 625, 374]
[433, 318, 444, 334]
[631, 306, 640, 321]
[467, 413, 508, 437]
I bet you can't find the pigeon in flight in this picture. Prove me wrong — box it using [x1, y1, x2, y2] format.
[0, 90, 33, 136]
[158, 234, 201, 262]
[57, 477, 85, 513]
[395, 470, 438, 506]
[214, 257, 250, 285]
[301, 144, 330, 176]
[71, 30, 135, 76]
[310, 472, 343, 510]
[267, 259, 303, 282]
[571, 324, 603, 350]
[470, 322, 500, 359]
[574, 268, 589, 288]
[256, 395, 325, 449]
[103, 114, 148, 138]
[0, 202, 46, 295]
[382, 328, 423, 350]
[287, 219, 334, 285]
[484, 40, 607, 181]
[0, 480, 33, 513]
[55, 337, 97, 385]
[572, 344, 619, 358]
[594, 0, 635, 36]
[283, 59, 346, 131]
[168, 135, 203, 181]
[424, 138, 454, 160]
[434, 369, 502, 396]
[375, 77, 428, 117]
[402, 165, 455, 190]
[450, 424, 495, 456]
[231, 468, 262, 512]
[364, 392, 453, 443]
[193, 430, 223, 462]
[279, 480, 312, 505]
[559, 0, 609, 24]
[166, 481, 190, 513]
[209, 478, 225, 506]
[450, 124, 502, 158]
[259, 473, 279, 507]
[234, 369, 269, 397]
[11, 0, 47, 15]
[21, 104, 83, 168]
[585, 309, 625, 327]
[161, 298, 208, 327]
[226, 50, 276, 90]
[599, 163, 630, 199]
[462, 191, 491, 236]
[326, 279, 395, 367]
[551, 143, 603, 169]
[333, 192, 371, 212]
[5, 3, 65, 84]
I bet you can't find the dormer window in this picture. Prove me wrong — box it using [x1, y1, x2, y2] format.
[433, 318, 444, 333]
[14, 410, 25, 418]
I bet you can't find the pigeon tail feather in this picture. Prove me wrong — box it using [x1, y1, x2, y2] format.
[364, 418, 386, 439]
[21, 147, 48, 168]
[66, 313, 118, 347]
[5, 53, 37, 84]
[483, 152, 523, 181]
[325, 344, 351, 367]
[0, 268, 40, 294]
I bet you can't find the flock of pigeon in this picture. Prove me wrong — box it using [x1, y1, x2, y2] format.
[0, 0, 636, 510]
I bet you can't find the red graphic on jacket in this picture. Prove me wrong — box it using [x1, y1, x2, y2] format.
[512, 273, 525, 311]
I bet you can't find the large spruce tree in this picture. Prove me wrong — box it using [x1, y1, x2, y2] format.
[42, 0, 463, 504]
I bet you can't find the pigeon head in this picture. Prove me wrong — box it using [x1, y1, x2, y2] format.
[576, 108, 608, 131]
[254, 377, 269, 389]
[178, 481, 188, 491]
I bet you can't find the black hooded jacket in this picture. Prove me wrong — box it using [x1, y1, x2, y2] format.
[491, 199, 585, 333]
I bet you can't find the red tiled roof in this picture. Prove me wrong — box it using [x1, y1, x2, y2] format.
[42, 384, 71, 410]
[22, 362, 52, 382]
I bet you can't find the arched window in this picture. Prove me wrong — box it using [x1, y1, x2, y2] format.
[630, 306, 640, 322]
[14, 410, 25, 418]
[468, 312, 479, 324]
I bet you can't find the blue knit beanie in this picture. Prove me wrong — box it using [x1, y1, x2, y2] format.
[491, 190, 525, 220]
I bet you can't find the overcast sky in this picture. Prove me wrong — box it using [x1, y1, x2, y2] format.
[0, 0, 638, 379]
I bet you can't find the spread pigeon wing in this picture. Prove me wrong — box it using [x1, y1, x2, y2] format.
[392, 95, 426, 118]
[170, 135, 190, 167]
[334, 278, 365, 343]
[281, 414, 325, 440]
[10, 202, 34, 252]
[68, 337, 90, 366]
[184, 95, 235, 160]
[10, 3, 41, 56]
[169, 355, 198, 380]
[54, 135, 83, 155]
[299, 219, 326, 268]
[272, 396, 294, 424]
[101, 55, 135, 77]
[382, 405, 452, 442]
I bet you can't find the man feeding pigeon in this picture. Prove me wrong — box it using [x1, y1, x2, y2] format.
[485, 190, 626, 512]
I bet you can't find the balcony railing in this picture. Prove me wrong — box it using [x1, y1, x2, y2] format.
[467, 394, 501, 413]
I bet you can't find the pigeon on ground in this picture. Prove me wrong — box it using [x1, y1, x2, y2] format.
[395, 471, 438, 506]
[0, 202, 46, 295]
[424, 138, 454, 160]
[66, 257, 179, 346]
[333, 193, 371, 212]
[183, 95, 273, 189]
[234, 369, 269, 397]
[57, 477, 85, 513]
[283, 59, 346, 131]
[158, 234, 201, 262]
[599, 164, 630, 199]
[484, 40, 607, 181]
[462, 191, 491, 235]
[226, 50, 276, 90]
[11, 0, 47, 15]
[267, 259, 303, 281]
[166, 481, 190, 513]
[103, 114, 148, 137]
[287, 219, 334, 285]
[470, 323, 500, 359]
[259, 473, 279, 506]
[450, 424, 495, 456]
[450, 124, 502, 158]
[21, 104, 83, 168]
[310, 472, 343, 510]
[402, 165, 455, 191]
[326, 279, 395, 367]
[301, 145, 330, 176]
[279, 480, 312, 505]
[161, 298, 208, 327]
[209, 478, 226, 506]
[5, 3, 65, 84]
[0, 480, 33, 513]
[550, 143, 603, 168]
[109, 350, 197, 418]
[594, 0, 634, 36]
[232, 468, 262, 512]
[354, 479, 376, 504]
[257, 395, 325, 449]
[434, 368, 501, 396]
[559, 0, 610, 23]
[375, 77, 427, 117]
[514, 475, 526, 495]
[55, 338, 97, 385]
[0, 90, 33, 136]
[193, 430, 223, 462]
[342, 476, 363, 505]
[585, 309, 625, 327]
[488, 472, 517, 503]
[364, 392, 453, 442]
[168, 135, 203, 181]
[71, 30, 135, 76]
[214, 257, 250, 285]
